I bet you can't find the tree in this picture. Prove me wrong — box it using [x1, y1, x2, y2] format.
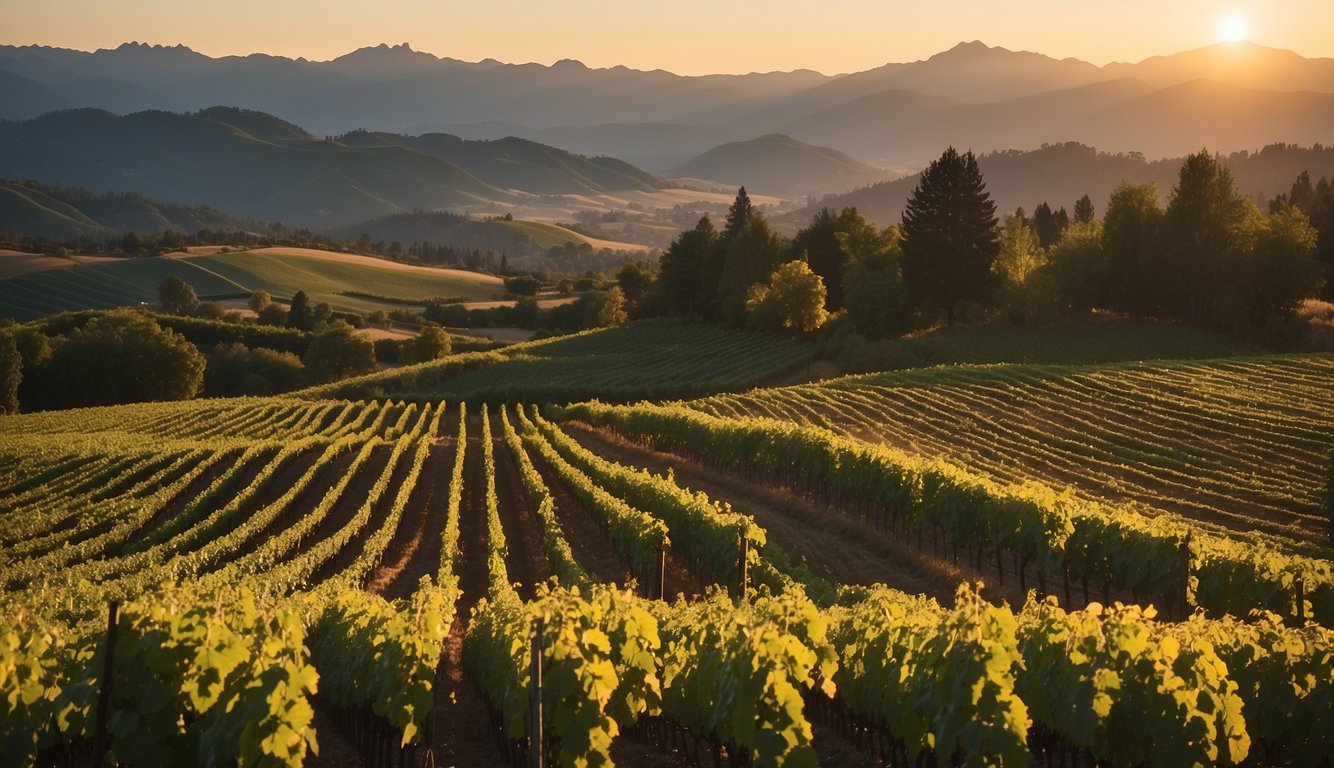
[247, 290, 272, 314]
[1033, 203, 1071, 249]
[257, 303, 288, 327]
[723, 187, 755, 240]
[655, 217, 719, 318]
[312, 302, 334, 330]
[899, 147, 1000, 325]
[745, 260, 829, 333]
[1162, 151, 1255, 325]
[1102, 182, 1164, 316]
[840, 220, 909, 338]
[1073, 194, 1096, 223]
[596, 286, 628, 327]
[996, 213, 1045, 287]
[400, 324, 452, 364]
[287, 290, 314, 331]
[504, 275, 542, 296]
[302, 322, 376, 383]
[158, 276, 199, 315]
[1044, 220, 1106, 317]
[615, 263, 653, 307]
[1249, 205, 1324, 319]
[792, 208, 838, 310]
[718, 217, 787, 326]
[0, 331, 20, 414]
[44, 311, 205, 406]
[514, 297, 540, 329]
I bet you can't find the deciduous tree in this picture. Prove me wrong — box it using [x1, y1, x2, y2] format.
[158, 276, 199, 315]
[745, 260, 828, 333]
[303, 321, 375, 382]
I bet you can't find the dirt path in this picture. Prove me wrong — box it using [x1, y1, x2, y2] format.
[310, 444, 422, 586]
[563, 423, 977, 606]
[365, 439, 455, 601]
[491, 421, 554, 600]
[116, 449, 249, 554]
[431, 422, 507, 768]
[526, 450, 634, 589]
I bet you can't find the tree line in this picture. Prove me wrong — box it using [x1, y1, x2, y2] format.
[629, 147, 1328, 340]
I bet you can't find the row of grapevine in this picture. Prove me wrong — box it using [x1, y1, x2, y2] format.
[697, 354, 1334, 548]
[522, 407, 760, 590]
[558, 401, 1334, 623]
[514, 406, 670, 591]
[497, 406, 591, 588]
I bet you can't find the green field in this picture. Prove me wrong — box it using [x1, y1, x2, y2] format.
[0, 248, 505, 321]
[495, 219, 648, 252]
[836, 318, 1261, 371]
[692, 354, 1334, 548]
[301, 318, 818, 403]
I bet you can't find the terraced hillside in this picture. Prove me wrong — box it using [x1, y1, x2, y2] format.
[691, 354, 1334, 547]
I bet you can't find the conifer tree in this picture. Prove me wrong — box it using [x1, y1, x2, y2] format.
[900, 147, 1000, 325]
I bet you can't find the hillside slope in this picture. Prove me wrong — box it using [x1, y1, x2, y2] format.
[667, 134, 892, 198]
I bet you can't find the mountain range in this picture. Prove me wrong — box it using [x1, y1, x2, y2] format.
[784, 141, 1334, 231]
[0, 107, 675, 227]
[2, 40, 1331, 170]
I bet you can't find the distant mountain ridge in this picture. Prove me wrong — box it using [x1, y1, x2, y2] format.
[785, 142, 1334, 230]
[0, 107, 666, 228]
[2, 39, 1330, 168]
[666, 134, 892, 198]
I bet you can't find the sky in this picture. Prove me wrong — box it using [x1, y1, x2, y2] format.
[3, 0, 1332, 75]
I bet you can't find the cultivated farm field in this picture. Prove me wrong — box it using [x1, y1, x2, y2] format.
[0, 247, 505, 321]
[692, 354, 1334, 548]
[3, 354, 1332, 767]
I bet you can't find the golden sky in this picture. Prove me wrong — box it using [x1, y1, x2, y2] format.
[2, 0, 1331, 75]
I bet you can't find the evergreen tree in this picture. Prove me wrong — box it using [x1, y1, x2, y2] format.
[1032, 202, 1067, 249]
[1074, 194, 1096, 223]
[899, 147, 1000, 325]
[723, 187, 755, 240]
[655, 216, 718, 318]
[718, 217, 787, 326]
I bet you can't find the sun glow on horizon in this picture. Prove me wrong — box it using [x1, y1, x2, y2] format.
[1220, 13, 1250, 43]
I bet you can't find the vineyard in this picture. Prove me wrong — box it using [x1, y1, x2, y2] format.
[692, 354, 1334, 548]
[2, 390, 1332, 767]
[302, 319, 817, 403]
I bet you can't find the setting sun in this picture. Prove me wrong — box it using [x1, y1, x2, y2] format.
[1220, 13, 1250, 43]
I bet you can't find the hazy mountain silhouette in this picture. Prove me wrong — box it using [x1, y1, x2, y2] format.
[0, 107, 665, 227]
[2, 40, 1329, 170]
[666, 134, 891, 197]
[784, 142, 1334, 230]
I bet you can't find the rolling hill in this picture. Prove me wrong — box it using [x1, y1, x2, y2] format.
[0, 179, 249, 239]
[330, 211, 648, 261]
[666, 134, 892, 198]
[0, 246, 505, 321]
[0, 107, 666, 228]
